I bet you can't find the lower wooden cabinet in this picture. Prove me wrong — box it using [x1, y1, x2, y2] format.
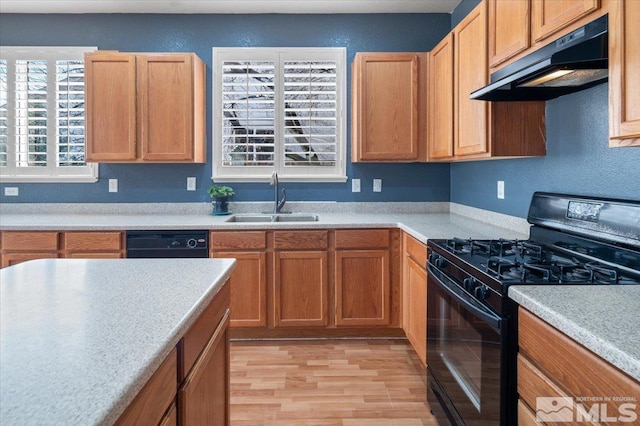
[115, 348, 178, 426]
[0, 231, 125, 268]
[210, 231, 268, 328]
[335, 250, 390, 326]
[179, 311, 230, 425]
[0, 231, 60, 268]
[274, 250, 328, 327]
[517, 307, 640, 424]
[402, 233, 427, 365]
[117, 280, 231, 426]
[62, 231, 124, 258]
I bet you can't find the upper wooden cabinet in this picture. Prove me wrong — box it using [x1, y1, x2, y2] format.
[429, 1, 546, 161]
[428, 34, 454, 160]
[351, 52, 428, 162]
[488, 0, 531, 68]
[489, 0, 606, 72]
[85, 51, 206, 163]
[454, 3, 490, 157]
[609, 0, 640, 147]
[531, 0, 600, 43]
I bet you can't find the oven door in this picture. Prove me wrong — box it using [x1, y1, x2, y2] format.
[426, 263, 503, 425]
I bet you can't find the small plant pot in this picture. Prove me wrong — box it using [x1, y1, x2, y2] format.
[212, 197, 230, 215]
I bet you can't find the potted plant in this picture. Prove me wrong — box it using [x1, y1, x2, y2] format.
[208, 185, 235, 215]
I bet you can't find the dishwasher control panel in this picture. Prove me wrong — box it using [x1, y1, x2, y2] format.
[126, 230, 209, 258]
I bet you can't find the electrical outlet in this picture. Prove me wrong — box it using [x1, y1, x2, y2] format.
[373, 179, 382, 193]
[187, 177, 197, 191]
[352, 178, 361, 193]
[4, 187, 19, 196]
[109, 179, 118, 193]
[497, 181, 505, 199]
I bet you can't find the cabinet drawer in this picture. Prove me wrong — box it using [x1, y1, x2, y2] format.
[517, 354, 569, 412]
[404, 233, 426, 265]
[519, 308, 640, 413]
[210, 231, 267, 250]
[1, 232, 59, 251]
[181, 282, 230, 380]
[63, 232, 123, 251]
[517, 399, 539, 426]
[335, 229, 389, 249]
[115, 348, 177, 426]
[274, 231, 328, 250]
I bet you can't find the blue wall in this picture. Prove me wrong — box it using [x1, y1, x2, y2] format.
[449, 0, 640, 218]
[0, 13, 451, 203]
[451, 84, 640, 217]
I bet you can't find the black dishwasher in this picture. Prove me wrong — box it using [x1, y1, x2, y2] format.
[126, 230, 209, 258]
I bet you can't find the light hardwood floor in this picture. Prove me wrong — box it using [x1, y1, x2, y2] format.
[230, 339, 438, 425]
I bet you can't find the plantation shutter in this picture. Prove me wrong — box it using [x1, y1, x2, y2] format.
[56, 59, 87, 166]
[0, 46, 97, 182]
[283, 61, 337, 167]
[221, 60, 276, 167]
[213, 48, 346, 182]
[0, 60, 7, 167]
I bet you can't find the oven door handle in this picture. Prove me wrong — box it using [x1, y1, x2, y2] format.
[427, 263, 502, 333]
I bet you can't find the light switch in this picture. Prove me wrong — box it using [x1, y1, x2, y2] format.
[497, 181, 505, 199]
[373, 179, 382, 193]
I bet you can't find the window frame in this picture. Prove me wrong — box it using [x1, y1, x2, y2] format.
[212, 47, 347, 183]
[0, 46, 98, 183]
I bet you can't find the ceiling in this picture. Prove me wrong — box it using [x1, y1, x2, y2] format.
[0, 0, 463, 14]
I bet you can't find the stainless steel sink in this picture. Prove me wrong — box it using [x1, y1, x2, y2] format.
[273, 214, 319, 222]
[225, 214, 319, 223]
[225, 214, 273, 222]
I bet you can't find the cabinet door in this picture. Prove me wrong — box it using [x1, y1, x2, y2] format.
[352, 53, 427, 162]
[406, 257, 427, 366]
[531, 0, 599, 43]
[488, 0, 530, 68]
[274, 251, 328, 327]
[335, 250, 390, 326]
[609, 0, 640, 146]
[85, 52, 137, 161]
[179, 311, 230, 426]
[213, 251, 267, 327]
[428, 34, 454, 160]
[454, 2, 489, 157]
[137, 54, 200, 162]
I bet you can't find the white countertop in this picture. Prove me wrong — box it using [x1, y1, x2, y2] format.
[509, 285, 640, 382]
[0, 258, 236, 426]
[0, 211, 530, 243]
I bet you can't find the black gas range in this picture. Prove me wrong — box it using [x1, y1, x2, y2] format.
[426, 192, 640, 426]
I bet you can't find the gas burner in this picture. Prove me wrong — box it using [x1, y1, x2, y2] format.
[585, 262, 620, 284]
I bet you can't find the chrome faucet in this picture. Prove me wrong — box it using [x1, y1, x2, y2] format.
[270, 170, 286, 213]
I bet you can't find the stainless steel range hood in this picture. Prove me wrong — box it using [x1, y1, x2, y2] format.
[471, 14, 608, 102]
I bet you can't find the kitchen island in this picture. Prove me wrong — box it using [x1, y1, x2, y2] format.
[509, 285, 640, 382]
[0, 257, 235, 425]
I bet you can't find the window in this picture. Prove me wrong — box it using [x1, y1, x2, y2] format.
[212, 48, 346, 182]
[0, 46, 98, 182]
